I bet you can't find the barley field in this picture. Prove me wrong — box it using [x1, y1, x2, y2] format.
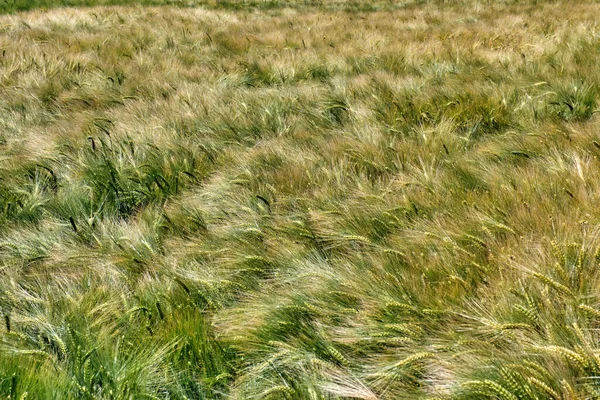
[1, 0, 600, 398]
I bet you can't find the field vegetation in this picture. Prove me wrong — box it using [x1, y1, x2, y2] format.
[2, 0, 600, 398]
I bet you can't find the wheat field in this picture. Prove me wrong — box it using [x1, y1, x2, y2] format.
[1, 0, 600, 398]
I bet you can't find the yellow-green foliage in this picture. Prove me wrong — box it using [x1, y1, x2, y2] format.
[2, 1, 600, 398]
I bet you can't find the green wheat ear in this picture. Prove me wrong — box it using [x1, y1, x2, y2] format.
[463, 380, 518, 400]
[561, 379, 576, 399]
[579, 304, 600, 318]
[514, 304, 539, 325]
[528, 377, 560, 399]
[392, 352, 434, 369]
[500, 367, 528, 399]
[551, 240, 567, 265]
[326, 345, 349, 366]
[533, 272, 574, 297]
[543, 346, 589, 370]
[594, 246, 600, 261]
[261, 385, 295, 398]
